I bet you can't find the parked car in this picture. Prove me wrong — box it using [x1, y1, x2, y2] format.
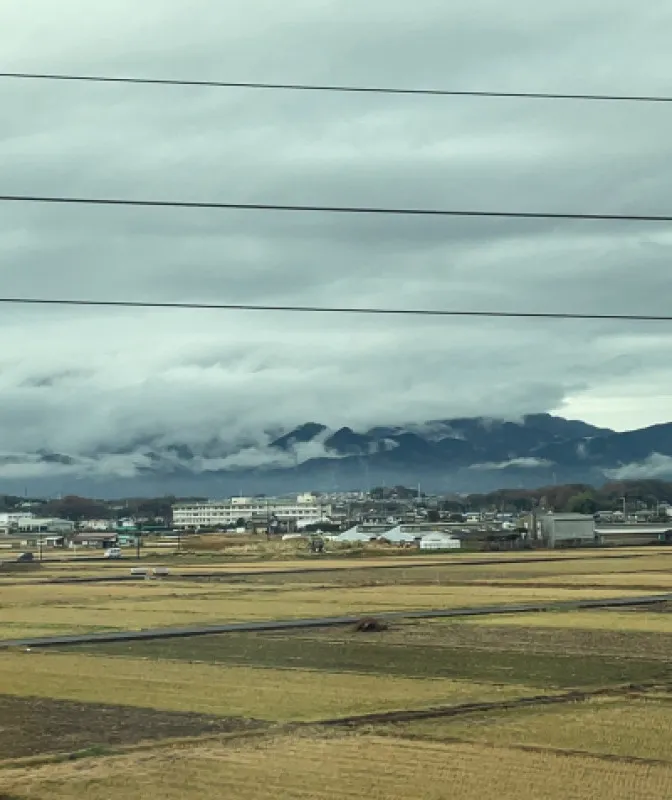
[104, 547, 123, 559]
[16, 552, 34, 562]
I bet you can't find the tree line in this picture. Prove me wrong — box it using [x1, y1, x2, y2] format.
[372, 479, 672, 516]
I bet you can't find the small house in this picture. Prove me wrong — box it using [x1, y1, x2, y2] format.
[70, 533, 118, 549]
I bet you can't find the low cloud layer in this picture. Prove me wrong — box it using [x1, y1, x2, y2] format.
[2, 1, 672, 486]
[605, 455, 672, 481]
[469, 458, 554, 472]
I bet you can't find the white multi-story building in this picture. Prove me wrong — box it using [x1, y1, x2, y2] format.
[0, 512, 34, 525]
[172, 494, 331, 530]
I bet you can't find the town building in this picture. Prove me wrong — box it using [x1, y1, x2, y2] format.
[327, 525, 382, 544]
[376, 526, 417, 545]
[70, 533, 118, 549]
[0, 516, 76, 550]
[0, 512, 33, 526]
[419, 532, 462, 550]
[80, 519, 114, 532]
[0, 516, 75, 535]
[534, 512, 596, 548]
[172, 494, 332, 530]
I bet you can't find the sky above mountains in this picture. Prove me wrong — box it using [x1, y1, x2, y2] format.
[2, 0, 672, 481]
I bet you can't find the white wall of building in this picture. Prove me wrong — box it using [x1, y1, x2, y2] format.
[172, 496, 332, 529]
[420, 534, 461, 550]
[0, 512, 34, 525]
[81, 519, 114, 531]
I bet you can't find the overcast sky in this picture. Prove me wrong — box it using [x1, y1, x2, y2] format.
[2, 0, 672, 476]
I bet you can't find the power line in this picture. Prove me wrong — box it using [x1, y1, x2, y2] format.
[1, 71, 671, 105]
[1, 194, 671, 223]
[1, 296, 671, 322]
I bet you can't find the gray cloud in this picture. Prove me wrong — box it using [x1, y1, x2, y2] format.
[605, 455, 672, 481]
[469, 458, 554, 471]
[2, 1, 672, 486]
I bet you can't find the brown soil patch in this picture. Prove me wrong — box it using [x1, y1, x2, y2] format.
[0, 695, 266, 761]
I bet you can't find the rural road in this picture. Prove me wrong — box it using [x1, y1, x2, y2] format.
[1, 592, 670, 650]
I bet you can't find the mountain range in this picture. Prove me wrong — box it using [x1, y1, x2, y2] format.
[6, 413, 672, 497]
[258, 414, 672, 493]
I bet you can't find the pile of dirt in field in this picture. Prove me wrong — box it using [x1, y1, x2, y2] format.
[354, 617, 389, 633]
[0, 695, 268, 761]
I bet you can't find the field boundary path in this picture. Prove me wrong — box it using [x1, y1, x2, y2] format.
[315, 681, 664, 727]
[2, 592, 671, 650]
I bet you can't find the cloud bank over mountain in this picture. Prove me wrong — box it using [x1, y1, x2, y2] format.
[3, 413, 672, 498]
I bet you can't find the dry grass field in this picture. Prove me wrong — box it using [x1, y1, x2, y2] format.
[396, 696, 672, 762]
[3, 732, 672, 800]
[0, 650, 541, 722]
[497, 571, 672, 590]
[1, 558, 667, 641]
[3, 545, 670, 581]
[3, 548, 672, 798]
[464, 608, 672, 633]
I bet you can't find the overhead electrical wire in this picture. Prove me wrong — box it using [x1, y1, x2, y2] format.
[3, 72, 669, 327]
[1, 297, 671, 322]
[1, 193, 672, 223]
[1, 71, 671, 105]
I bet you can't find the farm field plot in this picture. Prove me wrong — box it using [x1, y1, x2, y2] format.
[0, 651, 538, 723]
[4, 566, 672, 799]
[0, 695, 265, 760]
[2, 549, 669, 593]
[237, 550, 672, 579]
[172, 547, 672, 567]
[60, 625, 672, 688]
[3, 732, 671, 800]
[464, 608, 672, 633]
[381, 617, 672, 660]
[172, 549, 672, 572]
[1, 576, 657, 640]
[394, 696, 672, 764]
[498, 571, 672, 590]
